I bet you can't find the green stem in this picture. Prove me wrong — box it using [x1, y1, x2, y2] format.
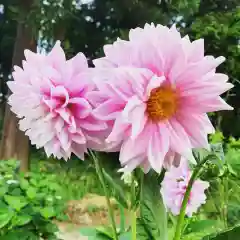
[89, 150, 118, 240]
[131, 210, 137, 240]
[173, 154, 216, 240]
[219, 179, 225, 227]
[139, 170, 144, 204]
[223, 176, 228, 228]
[130, 175, 137, 240]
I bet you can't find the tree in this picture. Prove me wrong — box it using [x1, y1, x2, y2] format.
[0, 0, 36, 172]
[62, 0, 240, 137]
[0, 0, 239, 167]
[179, 0, 240, 137]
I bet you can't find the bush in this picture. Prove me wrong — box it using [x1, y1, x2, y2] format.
[0, 160, 66, 239]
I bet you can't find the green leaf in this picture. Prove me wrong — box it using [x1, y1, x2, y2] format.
[12, 214, 32, 226]
[0, 186, 8, 196]
[44, 221, 59, 233]
[48, 182, 60, 191]
[193, 149, 210, 164]
[19, 178, 29, 190]
[80, 227, 111, 239]
[139, 171, 167, 240]
[184, 220, 218, 235]
[119, 203, 125, 233]
[80, 227, 99, 237]
[29, 178, 38, 186]
[210, 131, 224, 144]
[136, 218, 152, 240]
[4, 195, 28, 211]
[2, 229, 39, 240]
[0, 200, 7, 208]
[210, 143, 224, 161]
[0, 207, 14, 228]
[202, 225, 240, 239]
[10, 187, 23, 196]
[96, 226, 113, 238]
[119, 231, 131, 240]
[26, 187, 37, 199]
[39, 206, 56, 219]
[102, 169, 128, 209]
[8, 6, 19, 14]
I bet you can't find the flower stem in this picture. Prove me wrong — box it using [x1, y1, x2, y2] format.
[173, 154, 216, 240]
[89, 150, 118, 240]
[222, 176, 228, 228]
[131, 210, 137, 240]
[130, 174, 137, 240]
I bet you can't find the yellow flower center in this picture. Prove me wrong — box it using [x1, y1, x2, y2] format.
[146, 86, 178, 122]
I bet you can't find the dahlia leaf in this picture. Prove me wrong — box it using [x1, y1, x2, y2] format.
[183, 219, 218, 235]
[139, 171, 168, 240]
[102, 169, 129, 209]
[136, 218, 152, 240]
[80, 227, 111, 239]
[202, 224, 240, 239]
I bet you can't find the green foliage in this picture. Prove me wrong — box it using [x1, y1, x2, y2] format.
[202, 225, 240, 240]
[80, 226, 131, 240]
[30, 154, 103, 200]
[80, 227, 111, 239]
[209, 131, 225, 144]
[195, 136, 240, 237]
[137, 171, 167, 240]
[0, 159, 65, 239]
[184, 219, 219, 235]
[187, 4, 240, 137]
[102, 169, 129, 209]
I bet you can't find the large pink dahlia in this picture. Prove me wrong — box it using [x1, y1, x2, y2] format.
[160, 160, 209, 216]
[8, 41, 107, 160]
[90, 23, 233, 172]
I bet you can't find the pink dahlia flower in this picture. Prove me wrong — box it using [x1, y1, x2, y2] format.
[160, 160, 209, 216]
[90, 23, 233, 172]
[8, 41, 107, 160]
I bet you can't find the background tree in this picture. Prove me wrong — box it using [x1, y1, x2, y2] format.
[0, 0, 239, 166]
[0, 0, 36, 172]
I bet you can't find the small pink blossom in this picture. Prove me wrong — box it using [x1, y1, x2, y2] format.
[8, 41, 107, 160]
[160, 160, 209, 217]
[89, 23, 233, 172]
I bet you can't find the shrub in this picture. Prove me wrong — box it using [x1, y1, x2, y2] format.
[0, 160, 65, 239]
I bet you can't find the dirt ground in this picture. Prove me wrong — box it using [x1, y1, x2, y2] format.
[57, 223, 88, 240]
[56, 194, 130, 240]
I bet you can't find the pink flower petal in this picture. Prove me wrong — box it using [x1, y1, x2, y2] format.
[67, 52, 88, 76]
[119, 132, 148, 165]
[47, 41, 66, 71]
[146, 75, 165, 98]
[148, 124, 169, 173]
[130, 105, 147, 139]
[93, 99, 123, 121]
[106, 117, 130, 143]
[167, 119, 195, 163]
[8, 41, 108, 159]
[177, 113, 214, 148]
[78, 116, 108, 131]
[51, 85, 69, 108]
[161, 160, 209, 216]
[69, 97, 92, 119]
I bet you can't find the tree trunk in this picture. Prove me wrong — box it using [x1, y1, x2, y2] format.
[0, 0, 36, 172]
[0, 106, 17, 160]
